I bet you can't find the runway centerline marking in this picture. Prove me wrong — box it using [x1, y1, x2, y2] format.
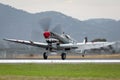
[0, 59, 120, 63]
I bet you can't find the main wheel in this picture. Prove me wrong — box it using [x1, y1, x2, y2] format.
[61, 53, 66, 60]
[43, 52, 48, 60]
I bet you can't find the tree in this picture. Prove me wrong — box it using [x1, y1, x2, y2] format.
[91, 38, 107, 42]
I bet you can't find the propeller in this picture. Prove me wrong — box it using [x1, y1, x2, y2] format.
[39, 17, 63, 51]
[31, 17, 63, 41]
[39, 17, 63, 39]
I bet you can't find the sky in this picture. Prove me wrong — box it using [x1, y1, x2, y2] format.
[0, 0, 120, 20]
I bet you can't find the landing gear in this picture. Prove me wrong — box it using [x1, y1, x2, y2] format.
[43, 52, 67, 60]
[61, 53, 66, 60]
[43, 52, 48, 60]
[82, 55, 85, 57]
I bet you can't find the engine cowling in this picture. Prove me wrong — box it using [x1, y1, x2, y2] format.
[46, 38, 59, 43]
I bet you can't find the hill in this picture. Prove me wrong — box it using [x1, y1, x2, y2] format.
[0, 3, 120, 42]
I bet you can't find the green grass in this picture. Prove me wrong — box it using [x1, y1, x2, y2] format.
[0, 63, 120, 79]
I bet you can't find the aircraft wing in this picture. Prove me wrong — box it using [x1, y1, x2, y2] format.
[59, 43, 78, 49]
[3, 39, 78, 50]
[57, 42, 115, 51]
[3, 39, 115, 51]
[79, 42, 115, 50]
[3, 39, 48, 48]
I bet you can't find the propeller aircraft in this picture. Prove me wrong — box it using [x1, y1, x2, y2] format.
[4, 18, 115, 60]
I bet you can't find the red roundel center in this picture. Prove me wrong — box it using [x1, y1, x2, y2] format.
[43, 31, 51, 38]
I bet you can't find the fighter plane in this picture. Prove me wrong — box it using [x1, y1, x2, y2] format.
[3, 18, 115, 60]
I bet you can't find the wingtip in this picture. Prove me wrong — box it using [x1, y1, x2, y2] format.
[3, 38, 7, 40]
[3, 38, 10, 41]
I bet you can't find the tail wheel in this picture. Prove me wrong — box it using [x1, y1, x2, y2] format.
[82, 50, 86, 57]
[82, 55, 85, 57]
[43, 52, 48, 60]
[61, 53, 66, 60]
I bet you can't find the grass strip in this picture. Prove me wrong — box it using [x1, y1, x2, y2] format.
[0, 63, 120, 78]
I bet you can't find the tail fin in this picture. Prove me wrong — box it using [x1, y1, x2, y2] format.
[83, 37, 88, 44]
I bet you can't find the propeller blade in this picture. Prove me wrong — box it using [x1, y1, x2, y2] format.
[51, 24, 63, 34]
[39, 17, 52, 31]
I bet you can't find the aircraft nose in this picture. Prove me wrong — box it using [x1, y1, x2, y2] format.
[43, 31, 51, 38]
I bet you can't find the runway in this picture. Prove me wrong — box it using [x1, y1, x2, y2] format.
[0, 59, 120, 63]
